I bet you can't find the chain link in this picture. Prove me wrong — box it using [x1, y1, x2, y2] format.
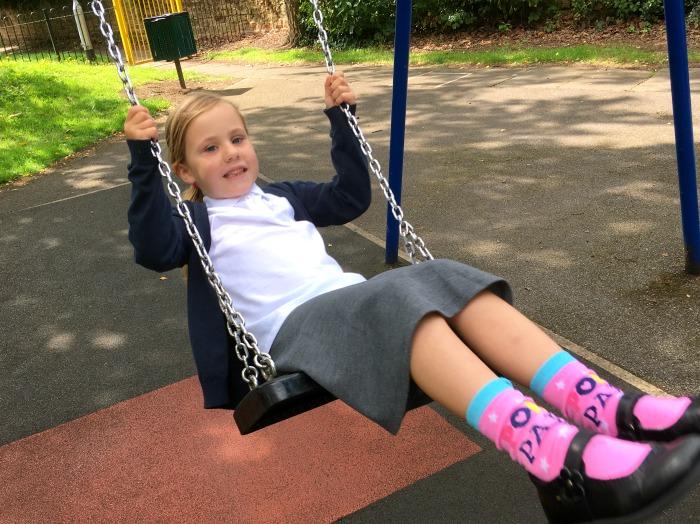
[90, 0, 275, 389]
[309, 0, 433, 264]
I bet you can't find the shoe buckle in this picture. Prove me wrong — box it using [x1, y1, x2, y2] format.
[559, 467, 585, 501]
[627, 415, 641, 433]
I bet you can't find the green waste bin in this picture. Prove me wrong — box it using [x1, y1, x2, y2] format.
[143, 12, 196, 88]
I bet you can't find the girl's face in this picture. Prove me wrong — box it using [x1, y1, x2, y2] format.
[176, 102, 259, 199]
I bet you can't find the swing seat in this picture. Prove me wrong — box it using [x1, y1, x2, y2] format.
[234, 372, 335, 434]
[234, 371, 433, 435]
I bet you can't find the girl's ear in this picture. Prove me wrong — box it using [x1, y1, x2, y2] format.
[174, 162, 196, 185]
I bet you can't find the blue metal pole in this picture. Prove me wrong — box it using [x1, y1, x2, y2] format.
[664, 0, 700, 273]
[385, 0, 412, 264]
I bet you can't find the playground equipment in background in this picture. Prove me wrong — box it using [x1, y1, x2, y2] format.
[143, 12, 196, 89]
[113, 0, 183, 64]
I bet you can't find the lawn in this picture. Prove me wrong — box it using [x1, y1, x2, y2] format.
[209, 44, 700, 67]
[0, 60, 180, 184]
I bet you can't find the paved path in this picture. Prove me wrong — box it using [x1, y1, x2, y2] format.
[1, 62, 699, 522]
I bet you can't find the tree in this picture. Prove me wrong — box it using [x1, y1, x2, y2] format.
[284, 0, 302, 46]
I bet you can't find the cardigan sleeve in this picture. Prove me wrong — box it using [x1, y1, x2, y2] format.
[126, 140, 190, 271]
[269, 105, 371, 227]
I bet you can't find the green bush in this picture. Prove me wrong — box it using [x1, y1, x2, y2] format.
[298, 0, 396, 47]
[412, 0, 476, 31]
[570, 0, 695, 24]
[298, 0, 560, 48]
[296, 0, 699, 46]
[414, 0, 559, 31]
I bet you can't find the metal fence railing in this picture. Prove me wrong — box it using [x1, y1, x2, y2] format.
[188, 1, 249, 51]
[0, 0, 252, 64]
[0, 3, 120, 62]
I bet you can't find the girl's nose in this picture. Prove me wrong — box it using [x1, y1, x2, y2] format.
[225, 145, 238, 162]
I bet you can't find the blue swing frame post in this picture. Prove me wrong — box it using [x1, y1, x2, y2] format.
[385, 0, 412, 264]
[664, 0, 700, 274]
[386, 0, 700, 272]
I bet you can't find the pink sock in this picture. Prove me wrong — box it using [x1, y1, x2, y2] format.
[471, 384, 652, 482]
[477, 387, 576, 481]
[540, 360, 623, 436]
[532, 351, 694, 437]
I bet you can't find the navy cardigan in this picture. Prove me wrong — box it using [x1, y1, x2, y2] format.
[127, 105, 370, 409]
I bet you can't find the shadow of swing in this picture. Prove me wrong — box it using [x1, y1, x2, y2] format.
[191, 86, 253, 97]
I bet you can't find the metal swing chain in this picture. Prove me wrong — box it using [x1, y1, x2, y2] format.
[310, 0, 433, 264]
[90, 0, 275, 389]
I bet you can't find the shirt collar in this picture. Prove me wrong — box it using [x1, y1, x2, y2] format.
[204, 183, 263, 206]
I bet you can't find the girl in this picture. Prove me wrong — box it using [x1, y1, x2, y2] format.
[125, 72, 700, 523]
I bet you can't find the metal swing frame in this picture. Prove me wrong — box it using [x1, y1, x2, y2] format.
[91, 0, 434, 435]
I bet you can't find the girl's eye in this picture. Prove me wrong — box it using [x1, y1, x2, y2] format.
[204, 145, 217, 152]
[232, 136, 243, 144]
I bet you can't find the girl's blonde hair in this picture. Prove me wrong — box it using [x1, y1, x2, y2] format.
[164, 91, 248, 203]
[166, 92, 248, 280]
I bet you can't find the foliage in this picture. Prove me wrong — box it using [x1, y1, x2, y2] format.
[690, 3, 700, 27]
[412, 1, 476, 31]
[297, 0, 396, 48]
[295, 0, 561, 47]
[570, 0, 697, 24]
[289, 0, 700, 41]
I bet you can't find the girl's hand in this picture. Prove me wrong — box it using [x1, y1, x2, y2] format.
[324, 71, 357, 108]
[124, 105, 158, 141]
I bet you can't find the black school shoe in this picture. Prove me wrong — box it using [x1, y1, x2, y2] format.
[616, 392, 700, 442]
[530, 429, 700, 524]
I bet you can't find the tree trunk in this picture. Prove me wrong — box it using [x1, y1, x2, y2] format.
[284, 0, 302, 47]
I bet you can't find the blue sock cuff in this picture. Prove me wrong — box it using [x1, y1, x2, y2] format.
[530, 350, 576, 395]
[466, 377, 513, 429]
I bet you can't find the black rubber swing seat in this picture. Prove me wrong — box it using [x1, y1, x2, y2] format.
[234, 371, 432, 435]
[234, 372, 335, 435]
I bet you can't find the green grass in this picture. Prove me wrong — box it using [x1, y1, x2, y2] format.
[1, 52, 112, 64]
[0, 60, 179, 184]
[209, 44, 698, 67]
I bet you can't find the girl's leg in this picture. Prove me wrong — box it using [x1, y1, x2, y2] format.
[411, 313, 649, 483]
[409, 313, 496, 418]
[447, 290, 560, 386]
[410, 313, 700, 522]
[448, 290, 698, 441]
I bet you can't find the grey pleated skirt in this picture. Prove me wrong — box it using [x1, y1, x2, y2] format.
[268, 259, 512, 434]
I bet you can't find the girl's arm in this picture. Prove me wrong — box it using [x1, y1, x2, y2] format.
[126, 139, 190, 271]
[271, 73, 371, 226]
[124, 106, 189, 271]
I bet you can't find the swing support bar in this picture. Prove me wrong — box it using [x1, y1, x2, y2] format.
[663, 0, 700, 274]
[387, 0, 700, 274]
[385, 0, 412, 265]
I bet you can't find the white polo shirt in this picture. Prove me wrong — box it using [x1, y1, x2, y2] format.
[204, 184, 366, 352]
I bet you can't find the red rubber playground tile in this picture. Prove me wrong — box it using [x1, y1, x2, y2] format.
[0, 377, 480, 523]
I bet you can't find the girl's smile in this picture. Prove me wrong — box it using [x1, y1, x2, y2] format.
[223, 167, 245, 178]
